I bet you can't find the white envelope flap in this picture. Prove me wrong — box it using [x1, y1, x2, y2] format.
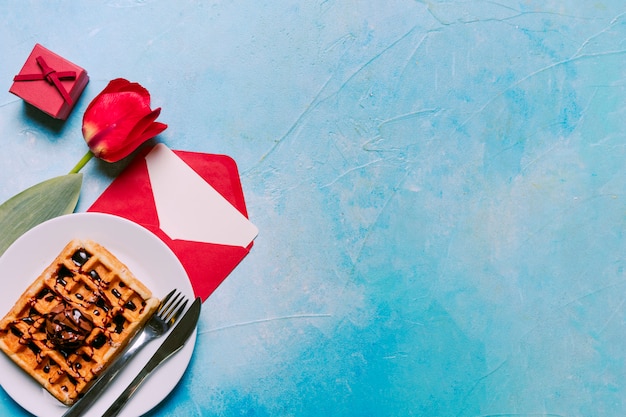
[145, 143, 258, 247]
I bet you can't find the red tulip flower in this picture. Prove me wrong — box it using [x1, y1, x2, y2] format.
[73, 78, 167, 170]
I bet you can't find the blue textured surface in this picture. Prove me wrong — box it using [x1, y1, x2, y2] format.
[1, 1, 626, 416]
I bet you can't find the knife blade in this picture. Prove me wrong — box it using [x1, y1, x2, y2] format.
[101, 297, 202, 417]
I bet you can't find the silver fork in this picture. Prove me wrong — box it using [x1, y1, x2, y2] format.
[62, 289, 189, 417]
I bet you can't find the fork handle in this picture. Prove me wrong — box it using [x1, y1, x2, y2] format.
[62, 331, 149, 417]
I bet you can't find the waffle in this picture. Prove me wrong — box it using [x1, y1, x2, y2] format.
[0, 239, 160, 405]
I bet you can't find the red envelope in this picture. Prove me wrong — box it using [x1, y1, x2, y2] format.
[88, 145, 254, 301]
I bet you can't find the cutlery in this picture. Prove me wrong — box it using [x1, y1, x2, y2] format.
[102, 296, 201, 417]
[63, 289, 188, 417]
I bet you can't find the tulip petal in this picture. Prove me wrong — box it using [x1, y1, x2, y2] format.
[97, 110, 167, 162]
[83, 91, 150, 139]
[107, 79, 151, 101]
[84, 124, 129, 162]
[85, 79, 130, 113]
[127, 108, 161, 140]
[99, 78, 130, 94]
[84, 79, 151, 115]
[135, 122, 168, 144]
[118, 81, 151, 100]
[98, 78, 150, 98]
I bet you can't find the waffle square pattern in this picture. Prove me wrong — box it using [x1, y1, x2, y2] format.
[0, 239, 159, 405]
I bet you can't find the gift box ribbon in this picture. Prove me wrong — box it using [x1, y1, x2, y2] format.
[13, 56, 76, 105]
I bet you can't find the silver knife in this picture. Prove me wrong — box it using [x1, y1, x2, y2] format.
[101, 297, 202, 417]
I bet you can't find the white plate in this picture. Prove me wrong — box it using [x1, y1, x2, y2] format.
[0, 213, 197, 417]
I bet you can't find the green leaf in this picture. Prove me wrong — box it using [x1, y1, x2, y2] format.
[0, 173, 83, 256]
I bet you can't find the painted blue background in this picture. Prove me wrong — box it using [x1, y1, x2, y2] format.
[1, 1, 626, 416]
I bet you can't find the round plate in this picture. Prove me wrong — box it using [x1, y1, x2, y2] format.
[0, 213, 197, 417]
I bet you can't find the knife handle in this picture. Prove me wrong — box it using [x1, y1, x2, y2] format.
[100, 346, 183, 417]
[102, 297, 201, 417]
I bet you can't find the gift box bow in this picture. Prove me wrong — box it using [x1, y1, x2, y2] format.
[13, 55, 76, 105]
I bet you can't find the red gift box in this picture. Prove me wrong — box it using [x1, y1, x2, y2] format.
[9, 44, 89, 120]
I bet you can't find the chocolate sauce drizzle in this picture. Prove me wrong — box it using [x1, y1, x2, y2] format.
[1, 246, 142, 392]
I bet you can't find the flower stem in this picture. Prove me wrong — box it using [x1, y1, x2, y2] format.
[69, 150, 94, 174]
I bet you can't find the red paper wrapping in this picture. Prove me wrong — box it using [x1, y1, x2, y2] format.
[9, 44, 89, 120]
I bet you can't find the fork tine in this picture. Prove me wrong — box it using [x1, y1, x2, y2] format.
[165, 299, 188, 326]
[160, 291, 182, 319]
[162, 293, 184, 321]
[157, 289, 177, 314]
